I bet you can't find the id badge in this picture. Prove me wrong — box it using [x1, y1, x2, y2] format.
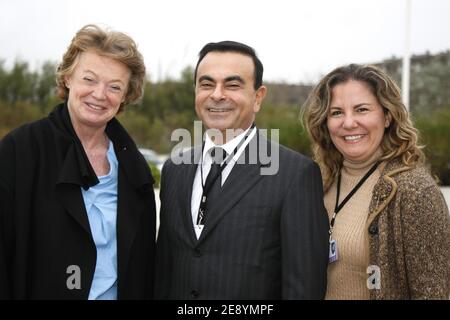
[328, 239, 338, 263]
[194, 224, 204, 239]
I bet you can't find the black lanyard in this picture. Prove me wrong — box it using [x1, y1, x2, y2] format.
[329, 161, 380, 237]
[197, 124, 256, 225]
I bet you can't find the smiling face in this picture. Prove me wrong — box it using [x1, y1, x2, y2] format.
[326, 80, 391, 162]
[195, 51, 266, 140]
[65, 50, 131, 131]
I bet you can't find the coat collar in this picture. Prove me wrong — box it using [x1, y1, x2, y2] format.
[49, 102, 154, 191]
[49, 103, 98, 189]
[105, 117, 155, 191]
[49, 103, 154, 238]
[367, 157, 412, 226]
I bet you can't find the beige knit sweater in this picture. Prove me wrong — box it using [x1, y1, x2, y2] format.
[324, 150, 382, 300]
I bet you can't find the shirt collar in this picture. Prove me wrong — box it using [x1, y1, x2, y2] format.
[203, 125, 254, 160]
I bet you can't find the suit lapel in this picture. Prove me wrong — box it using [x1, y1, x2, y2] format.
[181, 147, 202, 245]
[183, 163, 200, 245]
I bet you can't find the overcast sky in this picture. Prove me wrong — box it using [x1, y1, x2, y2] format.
[1, 0, 449, 83]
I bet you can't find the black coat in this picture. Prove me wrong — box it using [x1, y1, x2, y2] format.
[0, 103, 156, 299]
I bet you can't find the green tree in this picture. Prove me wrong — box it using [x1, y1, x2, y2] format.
[415, 108, 450, 185]
[35, 61, 58, 113]
[3, 60, 35, 104]
[256, 103, 311, 156]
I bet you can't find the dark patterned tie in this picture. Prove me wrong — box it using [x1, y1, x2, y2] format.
[202, 147, 227, 222]
[204, 147, 226, 191]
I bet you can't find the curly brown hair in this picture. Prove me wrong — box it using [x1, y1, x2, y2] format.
[302, 64, 425, 191]
[56, 24, 145, 113]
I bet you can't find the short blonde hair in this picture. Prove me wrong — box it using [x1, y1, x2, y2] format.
[56, 24, 145, 112]
[302, 64, 425, 191]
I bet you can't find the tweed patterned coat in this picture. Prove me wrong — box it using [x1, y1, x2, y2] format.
[366, 158, 450, 299]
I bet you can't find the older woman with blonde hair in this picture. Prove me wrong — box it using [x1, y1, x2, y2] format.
[303, 63, 449, 299]
[0, 25, 156, 299]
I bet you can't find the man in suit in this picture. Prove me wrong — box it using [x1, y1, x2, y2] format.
[155, 41, 329, 299]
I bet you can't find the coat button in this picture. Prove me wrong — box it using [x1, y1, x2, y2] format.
[193, 249, 202, 257]
[190, 290, 200, 298]
[369, 224, 379, 235]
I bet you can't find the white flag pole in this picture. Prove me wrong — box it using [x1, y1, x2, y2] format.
[402, 0, 412, 111]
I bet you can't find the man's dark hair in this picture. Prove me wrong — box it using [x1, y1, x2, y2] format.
[194, 40, 264, 90]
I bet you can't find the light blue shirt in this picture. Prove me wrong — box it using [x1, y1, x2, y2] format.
[82, 140, 118, 300]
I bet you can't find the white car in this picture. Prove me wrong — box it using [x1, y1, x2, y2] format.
[138, 148, 167, 171]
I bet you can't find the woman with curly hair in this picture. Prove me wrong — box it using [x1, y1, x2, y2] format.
[303, 64, 449, 299]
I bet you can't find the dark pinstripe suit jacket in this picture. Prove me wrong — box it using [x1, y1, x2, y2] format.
[155, 133, 329, 299]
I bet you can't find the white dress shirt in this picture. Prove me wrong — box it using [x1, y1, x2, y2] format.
[191, 125, 256, 238]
